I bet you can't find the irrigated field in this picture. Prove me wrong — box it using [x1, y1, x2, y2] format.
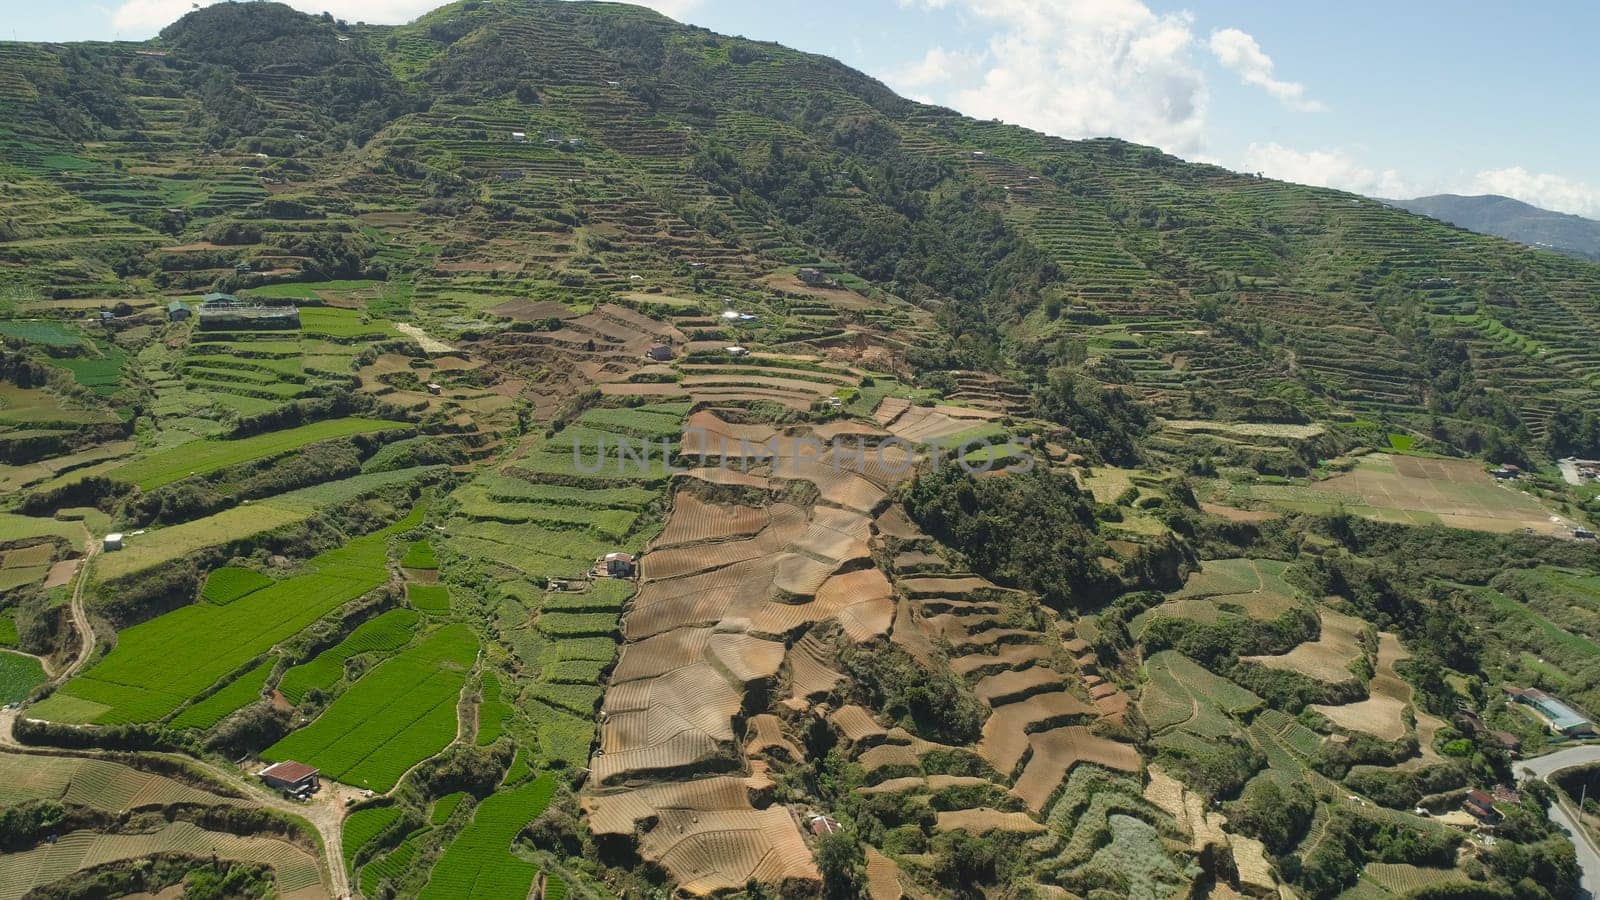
[264, 623, 477, 791]
[37, 507, 421, 724]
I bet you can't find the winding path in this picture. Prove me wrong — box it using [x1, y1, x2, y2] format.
[1516, 745, 1600, 899]
[53, 536, 99, 685]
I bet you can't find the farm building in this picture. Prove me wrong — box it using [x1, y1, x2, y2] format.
[725, 346, 749, 357]
[599, 552, 635, 578]
[1505, 686, 1596, 736]
[197, 295, 300, 331]
[511, 131, 527, 142]
[102, 533, 123, 551]
[1462, 789, 1500, 824]
[796, 267, 826, 285]
[166, 300, 191, 321]
[258, 760, 320, 794]
[646, 343, 675, 362]
[807, 814, 842, 836]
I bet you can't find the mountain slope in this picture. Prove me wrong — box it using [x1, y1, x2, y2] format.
[4, 0, 1600, 448]
[1395, 193, 1600, 261]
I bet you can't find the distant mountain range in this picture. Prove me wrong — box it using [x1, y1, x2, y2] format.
[1392, 193, 1600, 261]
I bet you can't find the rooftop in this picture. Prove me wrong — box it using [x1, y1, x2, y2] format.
[259, 760, 319, 782]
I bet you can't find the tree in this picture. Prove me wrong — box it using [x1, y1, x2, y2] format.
[814, 831, 863, 900]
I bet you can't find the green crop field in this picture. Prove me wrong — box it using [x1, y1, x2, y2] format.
[418, 774, 555, 900]
[431, 791, 466, 825]
[402, 540, 438, 570]
[0, 650, 46, 704]
[168, 659, 273, 730]
[0, 320, 82, 348]
[264, 623, 476, 791]
[476, 670, 512, 745]
[110, 417, 407, 490]
[342, 805, 402, 867]
[200, 566, 274, 604]
[40, 508, 421, 724]
[361, 828, 427, 897]
[278, 608, 421, 703]
[408, 583, 451, 614]
[5, 4, 1600, 898]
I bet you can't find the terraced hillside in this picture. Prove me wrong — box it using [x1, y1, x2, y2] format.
[1, 3, 1598, 899]
[3, 0, 1600, 448]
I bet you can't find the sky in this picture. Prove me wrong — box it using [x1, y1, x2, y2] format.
[9, 0, 1600, 218]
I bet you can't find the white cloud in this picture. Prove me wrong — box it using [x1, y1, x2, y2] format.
[1468, 167, 1600, 219]
[879, 0, 1210, 156]
[1240, 142, 1410, 198]
[886, 46, 985, 92]
[1207, 27, 1323, 111]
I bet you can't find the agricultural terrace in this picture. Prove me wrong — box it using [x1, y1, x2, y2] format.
[169, 658, 274, 730]
[1132, 558, 1302, 635]
[0, 751, 323, 899]
[1232, 453, 1571, 535]
[37, 507, 422, 724]
[0, 650, 46, 704]
[418, 774, 556, 899]
[264, 623, 477, 792]
[277, 608, 421, 704]
[91, 466, 443, 582]
[1242, 607, 1370, 684]
[437, 404, 686, 769]
[109, 417, 407, 491]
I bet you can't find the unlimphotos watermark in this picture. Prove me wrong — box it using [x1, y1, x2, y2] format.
[569, 429, 1035, 477]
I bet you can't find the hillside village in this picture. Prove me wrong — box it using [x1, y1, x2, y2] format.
[1, 3, 1599, 900]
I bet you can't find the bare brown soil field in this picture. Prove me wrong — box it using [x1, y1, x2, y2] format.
[1199, 502, 1281, 523]
[933, 808, 1046, 834]
[1010, 726, 1141, 812]
[583, 775, 756, 836]
[1242, 607, 1368, 683]
[637, 806, 818, 895]
[600, 382, 690, 399]
[1310, 693, 1409, 742]
[974, 667, 1066, 706]
[651, 494, 769, 548]
[828, 704, 889, 746]
[684, 387, 818, 411]
[864, 846, 910, 900]
[746, 714, 802, 761]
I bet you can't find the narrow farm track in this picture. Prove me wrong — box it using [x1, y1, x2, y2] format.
[53, 537, 99, 686]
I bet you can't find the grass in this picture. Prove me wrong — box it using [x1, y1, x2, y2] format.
[42, 508, 421, 724]
[0, 513, 82, 545]
[110, 417, 407, 491]
[264, 623, 477, 792]
[200, 566, 273, 604]
[168, 659, 273, 730]
[0, 650, 45, 704]
[417, 774, 556, 900]
[278, 608, 421, 704]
